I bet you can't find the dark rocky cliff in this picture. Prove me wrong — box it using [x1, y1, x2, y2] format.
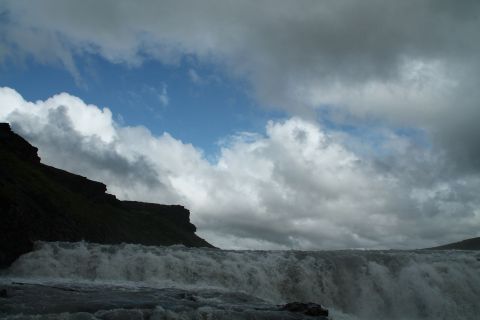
[426, 237, 480, 250]
[0, 123, 213, 268]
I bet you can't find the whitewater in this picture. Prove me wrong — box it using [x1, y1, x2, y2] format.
[1, 241, 479, 319]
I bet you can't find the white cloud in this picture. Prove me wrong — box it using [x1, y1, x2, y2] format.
[2, 0, 480, 171]
[0, 87, 116, 142]
[1, 87, 479, 250]
[188, 69, 202, 85]
[157, 84, 169, 107]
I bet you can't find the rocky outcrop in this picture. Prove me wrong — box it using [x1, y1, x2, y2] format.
[0, 123, 213, 268]
[426, 237, 480, 250]
[281, 302, 329, 317]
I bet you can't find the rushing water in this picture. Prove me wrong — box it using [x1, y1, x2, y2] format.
[1, 241, 479, 319]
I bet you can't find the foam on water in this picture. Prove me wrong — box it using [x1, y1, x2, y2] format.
[3, 241, 480, 319]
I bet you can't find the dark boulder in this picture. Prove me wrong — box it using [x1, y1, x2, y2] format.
[281, 302, 329, 317]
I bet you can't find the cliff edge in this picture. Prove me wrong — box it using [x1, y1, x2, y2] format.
[0, 123, 213, 268]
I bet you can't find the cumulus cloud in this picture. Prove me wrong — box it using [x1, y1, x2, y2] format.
[1, 0, 480, 172]
[1, 87, 479, 249]
[1, 0, 479, 249]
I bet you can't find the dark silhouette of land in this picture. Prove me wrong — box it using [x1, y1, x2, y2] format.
[0, 123, 212, 268]
[426, 237, 480, 250]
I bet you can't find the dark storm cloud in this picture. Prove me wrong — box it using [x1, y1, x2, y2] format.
[1, 0, 480, 172]
[1, 0, 478, 90]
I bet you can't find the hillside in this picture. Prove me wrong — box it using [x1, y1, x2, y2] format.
[0, 123, 213, 268]
[427, 237, 480, 250]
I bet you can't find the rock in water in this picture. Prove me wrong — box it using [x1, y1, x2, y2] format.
[282, 302, 329, 317]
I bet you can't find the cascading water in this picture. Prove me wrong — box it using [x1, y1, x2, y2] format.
[1, 241, 479, 320]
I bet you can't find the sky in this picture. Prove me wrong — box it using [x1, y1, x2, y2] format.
[1, 0, 480, 250]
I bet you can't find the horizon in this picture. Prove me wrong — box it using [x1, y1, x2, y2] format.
[1, 0, 480, 250]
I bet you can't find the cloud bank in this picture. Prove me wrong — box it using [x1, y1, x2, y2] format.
[1, 1, 480, 249]
[1, 0, 480, 172]
[2, 87, 479, 249]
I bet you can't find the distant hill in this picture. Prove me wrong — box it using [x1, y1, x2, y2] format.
[0, 123, 213, 268]
[426, 237, 480, 250]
